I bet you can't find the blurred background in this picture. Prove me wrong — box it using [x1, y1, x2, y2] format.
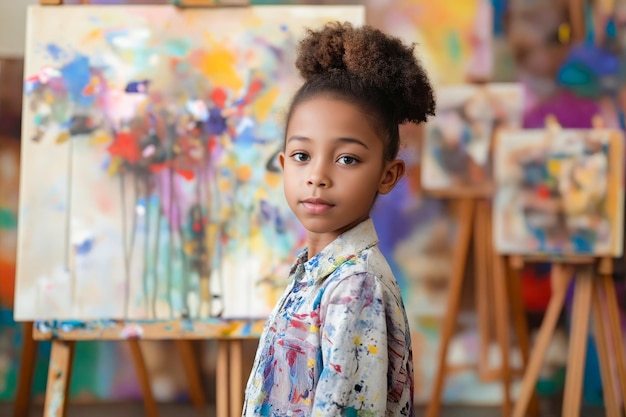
[0, 0, 625, 414]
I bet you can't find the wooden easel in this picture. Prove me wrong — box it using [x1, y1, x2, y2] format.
[13, 321, 210, 417]
[424, 196, 535, 417]
[495, 114, 626, 416]
[14, 318, 259, 417]
[512, 257, 626, 417]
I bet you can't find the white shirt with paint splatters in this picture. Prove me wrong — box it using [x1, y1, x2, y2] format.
[243, 218, 414, 417]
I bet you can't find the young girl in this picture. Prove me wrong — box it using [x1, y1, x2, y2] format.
[243, 22, 435, 417]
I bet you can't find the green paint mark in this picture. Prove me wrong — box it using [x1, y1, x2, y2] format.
[446, 31, 462, 62]
[344, 407, 358, 417]
[0, 209, 17, 229]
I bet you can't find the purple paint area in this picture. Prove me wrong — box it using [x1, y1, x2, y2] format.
[156, 168, 184, 232]
[524, 89, 600, 129]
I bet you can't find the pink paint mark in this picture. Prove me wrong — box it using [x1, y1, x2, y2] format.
[330, 363, 342, 373]
[290, 319, 307, 331]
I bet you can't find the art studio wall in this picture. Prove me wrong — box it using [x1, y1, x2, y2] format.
[0, 0, 625, 407]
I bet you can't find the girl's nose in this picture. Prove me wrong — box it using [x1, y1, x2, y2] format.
[307, 175, 329, 187]
[307, 163, 331, 188]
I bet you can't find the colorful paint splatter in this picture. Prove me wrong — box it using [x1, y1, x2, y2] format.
[16, 5, 364, 320]
[421, 83, 524, 194]
[494, 128, 624, 256]
[243, 219, 414, 417]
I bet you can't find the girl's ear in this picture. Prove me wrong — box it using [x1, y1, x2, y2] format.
[279, 152, 286, 171]
[378, 159, 405, 195]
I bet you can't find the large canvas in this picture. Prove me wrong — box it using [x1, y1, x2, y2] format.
[15, 5, 365, 321]
[421, 83, 524, 194]
[494, 128, 624, 256]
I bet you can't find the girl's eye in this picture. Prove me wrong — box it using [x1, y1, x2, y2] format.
[338, 156, 358, 165]
[292, 152, 310, 162]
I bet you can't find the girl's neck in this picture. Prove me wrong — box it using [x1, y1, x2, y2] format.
[305, 216, 370, 260]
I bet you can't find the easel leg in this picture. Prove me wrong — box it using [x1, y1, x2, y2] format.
[14, 322, 38, 417]
[507, 263, 539, 417]
[174, 340, 207, 409]
[591, 280, 620, 417]
[425, 199, 475, 417]
[128, 340, 159, 417]
[229, 340, 244, 417]
[43, 340, 75, 417]
[512, 264, 572, 417]
[216, 340, 230, 417]
[561, 268, 592, 417]
[492, 253, 511, 417]
[474, 200, 492, 379]
[600, 274, 626, 414]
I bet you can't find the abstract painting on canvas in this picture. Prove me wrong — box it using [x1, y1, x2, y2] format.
[15, 5, 364, 321]
[421, 83, 524, 195]
[494, 127, 624, 256]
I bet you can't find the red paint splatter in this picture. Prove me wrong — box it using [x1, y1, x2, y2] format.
[289, 320, 307, 331]
[286, 348, 298, 367]
[149, 163, 168, 173]
[536, 184, 551, 199]
[330, 363, 342, 373]
[176, 168, 195, 180]
[242, 79, 264, 104]
[107, 132, 140, 163]
[208, 136, 218, 153]
[211, 88, 227, 108]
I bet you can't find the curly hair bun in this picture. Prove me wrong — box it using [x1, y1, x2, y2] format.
[295, 21, 435, 125]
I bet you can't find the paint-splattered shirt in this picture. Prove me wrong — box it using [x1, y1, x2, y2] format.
[243, 218, 414, 417]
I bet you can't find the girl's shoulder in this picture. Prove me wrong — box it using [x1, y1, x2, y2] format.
[322, 246, 401, 297]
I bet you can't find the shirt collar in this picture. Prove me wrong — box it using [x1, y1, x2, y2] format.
[289, 218, 379, 283]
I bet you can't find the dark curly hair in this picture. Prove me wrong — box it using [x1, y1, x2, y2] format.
[286, 21, 436, 161]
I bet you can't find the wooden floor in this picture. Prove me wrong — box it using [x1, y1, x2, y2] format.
[0, 399, 608, 417]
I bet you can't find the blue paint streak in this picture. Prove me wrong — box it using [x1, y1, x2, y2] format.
[60, 55, 94, 108]
[125, 79, 150, 93]
[46, 43, 64, 60]
[76, 239, 93, 255]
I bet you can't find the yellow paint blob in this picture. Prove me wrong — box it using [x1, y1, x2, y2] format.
[218, 179, 230, 192]
[200, 277, 211, 301]
[199, 41, 243, 91]
[55, 131, 70, 144]
[253, 86, 279, 121]
[107, 157, 123, 175]
[547, 158, 561, 177]
[558, 23, 571, 44]
[264, 172, 282, 188]
[237, 165, 253, 182]
[82, 29, 104, 45]
[89, 131, 111, 146]
[307, 358, 316, 368]
[368, 345, 378, 354]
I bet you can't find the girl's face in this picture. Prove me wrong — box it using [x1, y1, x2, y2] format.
[280, 96, 404, 248]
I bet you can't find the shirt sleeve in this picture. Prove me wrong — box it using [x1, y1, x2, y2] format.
[311, 272, 389, 417]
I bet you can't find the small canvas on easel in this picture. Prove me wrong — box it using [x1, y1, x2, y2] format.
[421, 83, 524, 195]
[494, 127, 625, 256]
[15, 5, 365, 321]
